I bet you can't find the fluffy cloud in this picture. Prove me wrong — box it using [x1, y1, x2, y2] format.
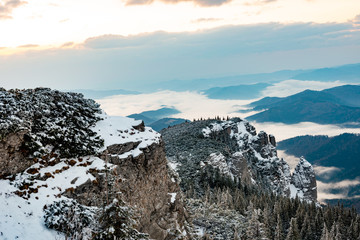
[0, 0, 27, 19]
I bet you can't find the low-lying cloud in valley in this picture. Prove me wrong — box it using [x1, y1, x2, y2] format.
[251, 121, 360, 141]
[317, 179, 360, 203]
[97, 90, 256, 120]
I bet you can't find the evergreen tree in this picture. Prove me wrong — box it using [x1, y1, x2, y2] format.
[263, 205, 273, 239]
[274, 214, 284, 240]
[329, 221, 336, 240]
[246, 209, 268, 240]
[320, 222, 329, 240]
[285, 218, 300, 240]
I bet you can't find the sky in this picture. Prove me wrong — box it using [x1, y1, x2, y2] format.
[0, 0, 360, 90]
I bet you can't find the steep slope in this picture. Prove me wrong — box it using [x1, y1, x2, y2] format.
[0, 88, 189, 240]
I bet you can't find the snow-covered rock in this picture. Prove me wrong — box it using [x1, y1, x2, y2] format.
[290, 157, 317, 202]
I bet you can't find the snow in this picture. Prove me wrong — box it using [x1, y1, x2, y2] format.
[93, 113, 161, 158]
[168, 193, 177, 203]
[168, 161, 180, 171]
[207, 153, 233, 178]
[0, 156, 112, 239]
[195, 226, 205, 237]
[289, 184, 304, 199]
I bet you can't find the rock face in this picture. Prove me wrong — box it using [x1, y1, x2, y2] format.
[67, 140, 189, 240]
[0, 130, 32, 177]
[291, 157, 317, 202]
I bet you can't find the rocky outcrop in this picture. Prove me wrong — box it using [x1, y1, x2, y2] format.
[291, 157, 317, 202]
[0, 130, 32, 177]
[66, 140, 189, 240]
[110, 141, 188, 239]
[161, 118, 318, 201]
[162, 118, 293, 197]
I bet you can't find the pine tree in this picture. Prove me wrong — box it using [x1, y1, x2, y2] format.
[334, 222, 343, 240]
[329, 221, 336, 240]
[320, 223, 329, 240]
[274, 214, 284, 240]
[246, 209, 268, 240]
[300, 213, 310, 240]
[263, 205, 273, 239]
[286, 218, 300, 240]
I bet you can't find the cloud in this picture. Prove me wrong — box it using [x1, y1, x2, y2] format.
[61, 42, 74, 48]
[82, 22, 360, 55]
[191, 18, 223, 23]
[317, 178, 360, 202]
[17, 44, 39, 48]
[59, 18, 69, 23]
[97, 90, 254, 119]
[313, 165, 341, 180]
[125, 0, 231, 7]
[261, 80, 347, 97]
[0, 0, 27, 19]
[353, 14, 360, 25]
[251, 121, 360, 141]
[244, 0, 276, 6]
[2, 22, 360, 91]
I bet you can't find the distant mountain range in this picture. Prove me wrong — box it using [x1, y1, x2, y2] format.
[70, 63, 360, 100]
[202, 83, 271, 100]
[127, 107, 188, 131]
[146, 70, 304, 92]
[292, 63, 360, 82]
[246, 85, 360, 125]
[160, 63, 360, 100]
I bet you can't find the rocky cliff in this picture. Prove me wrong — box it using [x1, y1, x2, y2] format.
[161, 118, 316, 200]
[0, 88, 189, 240]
